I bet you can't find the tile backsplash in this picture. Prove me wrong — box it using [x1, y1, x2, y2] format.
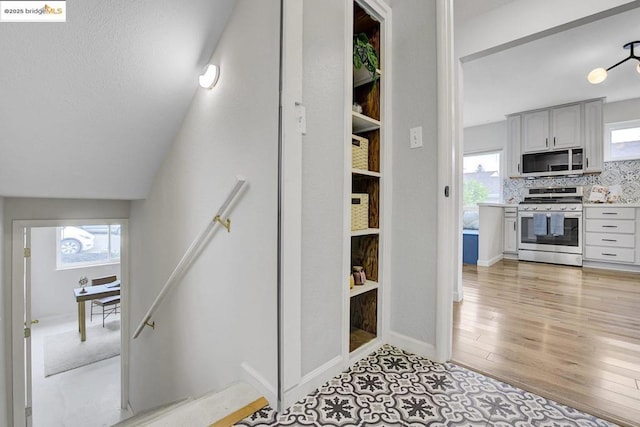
[504, 159, 640, 204]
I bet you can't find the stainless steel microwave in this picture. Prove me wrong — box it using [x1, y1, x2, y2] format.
[521, 148, 583, 177]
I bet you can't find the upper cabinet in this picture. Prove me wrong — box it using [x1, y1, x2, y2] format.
[522, 104, 581, 153]
[522, 110, 550, 153]
[583, 100, 603, 173]
[507, 115, 522, 178]
[551, 104, 582, 149]
[508, 98, 604, 176]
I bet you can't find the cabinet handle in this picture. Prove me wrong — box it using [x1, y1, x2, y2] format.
[601, 253, 617, 257]
[517, 163, 520, 173]
[602, 225, 618, 228]
[586, 158, 589, 169]
[513, 222, 516, 231]
[545, 138, 548, 147]
[553, 137, 556, 146]
[602, 212, 618, 215]
[602, 239, 617, 242]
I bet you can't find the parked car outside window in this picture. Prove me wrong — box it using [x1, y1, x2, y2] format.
[60, 226, 95, 254]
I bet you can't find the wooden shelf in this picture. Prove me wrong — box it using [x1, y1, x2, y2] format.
[349, 327, 376, 353]
[352, 111, 381, 133]
[352, 168, 380, 178]
[354, 68, 382, 88]
[351, 228, 380, 237]
[350, 280, 379, 298]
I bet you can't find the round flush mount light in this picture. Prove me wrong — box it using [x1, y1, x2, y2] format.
[199, 64, 219, 89]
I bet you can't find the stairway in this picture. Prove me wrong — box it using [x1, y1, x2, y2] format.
[115, 383, 268, 427]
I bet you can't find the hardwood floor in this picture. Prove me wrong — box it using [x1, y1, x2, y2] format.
[454, 260, 640, 427]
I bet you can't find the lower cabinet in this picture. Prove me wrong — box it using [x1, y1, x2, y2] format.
[503, 207, 518, 254]
[584, 206, 638, 265]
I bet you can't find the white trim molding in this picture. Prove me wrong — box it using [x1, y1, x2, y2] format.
[435, 0, 456, 363]
[282, 355, 344, 409]
[388, 332, 436, 361]
[477, 254, 503, 267]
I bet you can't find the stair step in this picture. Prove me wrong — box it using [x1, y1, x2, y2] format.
[113, 397, 194, 426]
[118, 383, 267, 427]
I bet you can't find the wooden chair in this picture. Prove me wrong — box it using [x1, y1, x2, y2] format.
[91, 275, 120, 327]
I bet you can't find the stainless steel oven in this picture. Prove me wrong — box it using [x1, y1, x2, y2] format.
[517, 187, 583, 266]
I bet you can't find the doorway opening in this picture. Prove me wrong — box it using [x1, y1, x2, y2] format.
[11, 220, 130, 427]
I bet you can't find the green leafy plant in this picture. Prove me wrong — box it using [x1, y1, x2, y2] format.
[353, 33, 379, 84]
[463, 179, 489, 207]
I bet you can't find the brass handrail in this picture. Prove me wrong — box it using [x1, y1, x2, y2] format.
[132, 176, 247, 339]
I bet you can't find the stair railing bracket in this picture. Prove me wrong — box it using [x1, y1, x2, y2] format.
[145, 320, 156, 330]
[214, 215, 231, 233]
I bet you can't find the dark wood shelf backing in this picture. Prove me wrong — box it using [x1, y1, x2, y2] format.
[354, 81, 380, 121]
[351, 234, 379, 282]
[352, 176, 379, 229]
[349, 327, 376, 352]
[350, 289, 378, 352]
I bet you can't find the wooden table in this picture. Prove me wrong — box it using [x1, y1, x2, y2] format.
[73, 283, 120, 341]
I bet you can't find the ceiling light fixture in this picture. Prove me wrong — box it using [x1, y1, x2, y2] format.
[588, 41, 640, 84]
[199, 64, 219, 89]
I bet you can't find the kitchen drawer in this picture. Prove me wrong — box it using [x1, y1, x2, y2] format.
[585, 219, 635, 234]
[585, 207, 636, 220]
[504, 207, 517, 217]
[585, 232, 635, 248]
[585, 246, 635, 263]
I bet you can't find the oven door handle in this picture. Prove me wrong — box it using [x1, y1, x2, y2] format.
[518, 213, 582, 219]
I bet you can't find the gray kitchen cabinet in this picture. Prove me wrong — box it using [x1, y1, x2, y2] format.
[522, 104, 581, 153]
[583, 99, 603, 173]
[522, 110, 549, 153]
[503, 207, 518, 254]
[584, 206, 637, 265]
[507, 115, 522, 177]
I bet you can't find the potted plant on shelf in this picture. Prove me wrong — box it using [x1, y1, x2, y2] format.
[353, 33, 379, 86]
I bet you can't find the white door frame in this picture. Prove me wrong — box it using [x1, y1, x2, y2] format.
[11, 219, 130, 426]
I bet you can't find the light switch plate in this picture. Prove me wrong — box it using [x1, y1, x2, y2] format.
[410, 126, 423, 148]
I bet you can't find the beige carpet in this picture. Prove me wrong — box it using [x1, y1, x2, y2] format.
[43, 320, 120, 377]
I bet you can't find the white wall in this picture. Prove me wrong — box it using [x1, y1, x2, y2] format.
[128, 0, 280, 413]
[455, 0, 635, 59]
[2, 197, 129, 425]
[389, 0, 439, 349]
[603, 97, 640, 124]
[464, 97, 640, 156]
[300, 0, 346, 377]
[477, 205, 503, 266]
[30, 227, 120, 320]
[0, 196, 5, 424]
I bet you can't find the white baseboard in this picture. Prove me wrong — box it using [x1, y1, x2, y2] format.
[240, 362, 277, 408]
[477, 253, 502, 267]
[453, 290, 463, 302]
[282, 355, 344, 409]
[583, 260, 640, 273]
[388, 331, 436, 361]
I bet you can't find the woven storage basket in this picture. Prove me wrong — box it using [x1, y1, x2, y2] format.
[351, 193, 369, 231]
[351, 135, 369, 170]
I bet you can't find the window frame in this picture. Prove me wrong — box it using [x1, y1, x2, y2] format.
[55, 225, 121, 270]
[604, 119, 640, 162]
[462, 149, 503, 207]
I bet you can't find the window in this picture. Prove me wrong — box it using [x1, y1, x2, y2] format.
[57, 225, 121, 269]
[604, 120, 640, 162]
[463, 151, 502, 230]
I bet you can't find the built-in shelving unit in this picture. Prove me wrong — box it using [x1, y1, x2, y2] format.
[349, 1, 383, 354]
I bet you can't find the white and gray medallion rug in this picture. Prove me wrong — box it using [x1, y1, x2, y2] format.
[238, 345, 616, 426]
[43, 320, 120, 377]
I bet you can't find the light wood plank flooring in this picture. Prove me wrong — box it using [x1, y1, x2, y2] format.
[454, 260, 640, 427]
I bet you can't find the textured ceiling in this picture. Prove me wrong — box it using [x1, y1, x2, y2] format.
[463, 5, 640, 127]
[0, 0, 235, 199]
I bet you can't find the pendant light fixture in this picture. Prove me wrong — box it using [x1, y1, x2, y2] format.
[588, 41, 640, 84]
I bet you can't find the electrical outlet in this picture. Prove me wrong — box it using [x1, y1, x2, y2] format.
[410, 126, 423, 149]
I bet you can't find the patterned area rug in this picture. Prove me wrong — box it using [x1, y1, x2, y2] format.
[237, 345, 616, 426]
